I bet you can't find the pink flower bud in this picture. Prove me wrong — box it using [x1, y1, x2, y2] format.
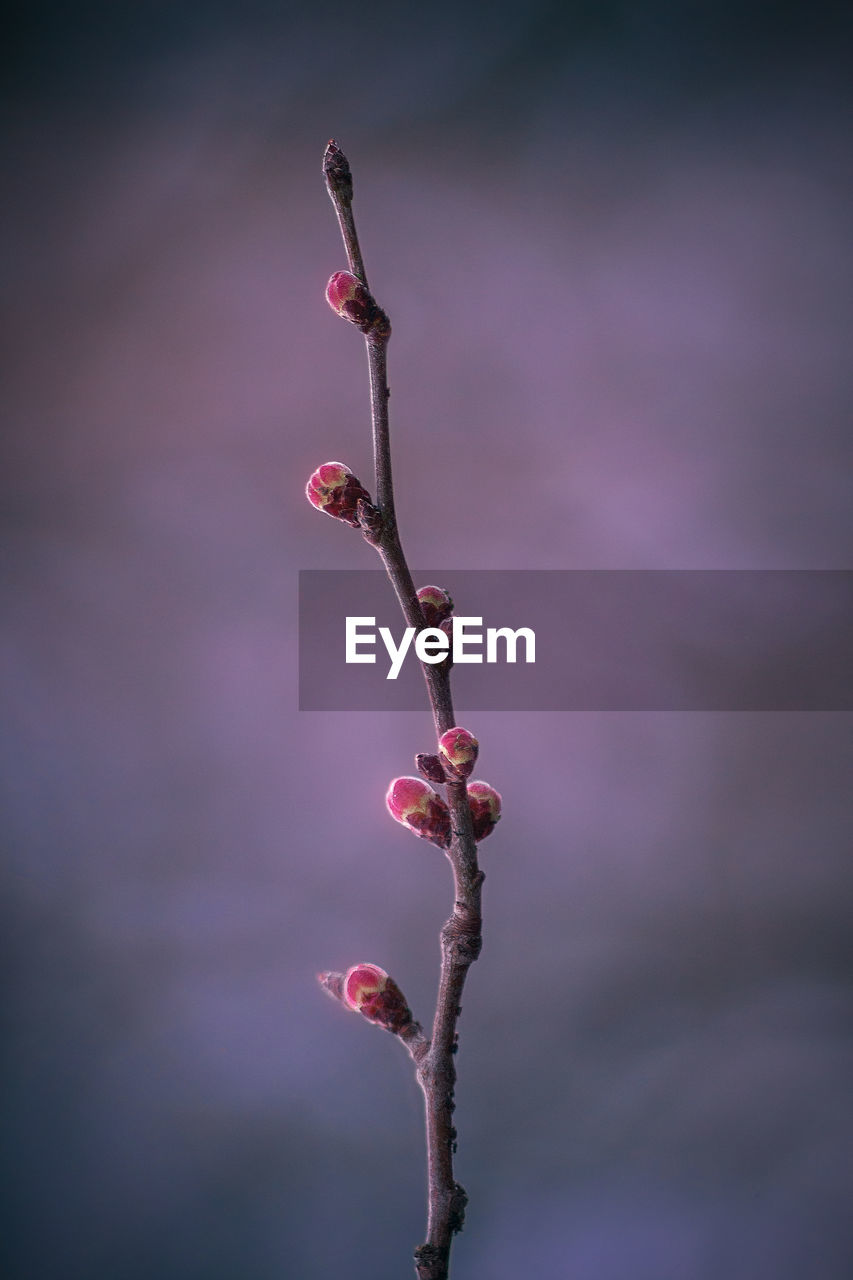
[438, 727, 479, 780]
[342, 962, 386, 1010]
[386, 776, 451, 848]
[305, 461, 371, 528]
[342, 963, 412, 1033]
[467, 780, 501, 843]
[417, 585, 454, 628]
[326, 270, 367, 318]
[326, 271, 390, 338]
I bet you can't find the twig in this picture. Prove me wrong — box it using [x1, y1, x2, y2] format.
[323, 139, 485, 1280]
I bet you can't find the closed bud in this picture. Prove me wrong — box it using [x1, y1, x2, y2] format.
[439, 616, 455, 670]
[416, 752, 447, 784]
[386, 776, 451, 848]
[356, 497, 383, 545]
[417, 585, 453, 628]
[439, 727, 479, 779]
[467, 780, 502, 842]
[323, 139, 353, 204]
[342, 963, 413, 1034]
[326, 271, 390, 339]
[306, 461, 371, 528]
[326, 270, 368, 321]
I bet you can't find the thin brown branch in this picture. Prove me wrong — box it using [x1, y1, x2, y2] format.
[323, 139, 368, 286]
[323, 139, 484, 1280]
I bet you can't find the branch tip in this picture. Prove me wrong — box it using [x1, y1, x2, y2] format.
[317, 970, 345, 1002]
[323, 138, 353, 204]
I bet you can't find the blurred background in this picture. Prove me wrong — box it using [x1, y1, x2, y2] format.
[2, 2, 852, 1276]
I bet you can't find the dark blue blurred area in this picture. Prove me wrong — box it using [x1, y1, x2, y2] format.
[2, 3, 853, 1277]
[4, 0, 853, 94]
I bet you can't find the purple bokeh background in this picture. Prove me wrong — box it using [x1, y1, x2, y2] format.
[3, 3, 852, 1276]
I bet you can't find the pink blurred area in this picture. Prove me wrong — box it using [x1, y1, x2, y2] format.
[2, 5, 853, 1277]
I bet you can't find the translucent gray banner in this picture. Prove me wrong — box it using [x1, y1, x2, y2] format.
[298, 570, 853, 711]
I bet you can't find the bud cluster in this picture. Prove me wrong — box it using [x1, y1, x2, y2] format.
[387, 725, 500, 847]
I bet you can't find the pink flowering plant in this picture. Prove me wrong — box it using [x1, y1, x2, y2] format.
[310, 142, 501, 1280]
